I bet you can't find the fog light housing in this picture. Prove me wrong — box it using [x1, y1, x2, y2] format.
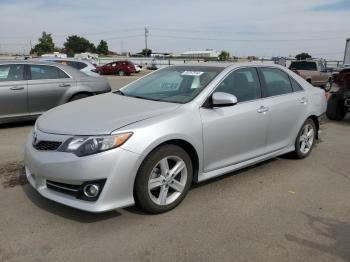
[83, 184, 100, 198]
[79, 179, 106, 201]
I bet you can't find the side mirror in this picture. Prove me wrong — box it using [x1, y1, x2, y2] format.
[211, 92, 238, 107]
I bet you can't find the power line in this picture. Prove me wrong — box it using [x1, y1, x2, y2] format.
[151, 34, 345, 42]
[150, 27, 350, 35]
[53, 28, 143, 37]
[0, 28, 144, 40]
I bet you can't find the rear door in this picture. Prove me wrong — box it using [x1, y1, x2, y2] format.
[27, 64, 74, 115]
[0, 64, 28, 118]
[258, 67, 308, 153]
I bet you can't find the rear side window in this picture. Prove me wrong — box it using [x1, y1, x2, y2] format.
[58, 68, 70, 79]
[29, 65, 67, 80]
[290, 77, 303, 91]
[289, 61, 317, 71]
[261, 68, 293, 97]
[0, 64, 24, 81]
[216, 67, 261, 102]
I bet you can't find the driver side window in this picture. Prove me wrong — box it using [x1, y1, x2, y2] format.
[215, 68, 261, 103]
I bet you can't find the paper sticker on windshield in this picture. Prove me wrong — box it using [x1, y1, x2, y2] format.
[160, 82, 179, 90]
[181, 71, 204, 76]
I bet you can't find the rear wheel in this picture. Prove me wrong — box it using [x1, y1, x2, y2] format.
[326, 94, 347, 120]
[69, 93, 91, 102]
[134, 144, 193, 214]
[117, 70, 125, 76]
[293, 119, 316, 159]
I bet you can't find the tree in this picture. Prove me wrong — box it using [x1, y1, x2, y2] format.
[63, 35, 96, 57]
[295, 52, 312, 60]
[97, 40, 109, 55]
[218, 50, 230, 61]
[30, 32, 55, 55]
[142, 48, 152, 57]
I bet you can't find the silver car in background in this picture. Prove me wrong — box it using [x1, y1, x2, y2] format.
[35, 58, 100, 77]
[0, 61, 111, 123]
[24, 63, 327, 214]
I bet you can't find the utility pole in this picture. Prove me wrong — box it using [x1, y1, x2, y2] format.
[144, 27, 149, 54]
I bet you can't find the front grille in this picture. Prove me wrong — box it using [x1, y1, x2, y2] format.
[46, 180, 81, 197]
[34, 141, 62, 151]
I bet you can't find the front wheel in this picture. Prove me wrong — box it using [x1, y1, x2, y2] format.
[293, 119, 316, 159]
[134, 145, 193, 214]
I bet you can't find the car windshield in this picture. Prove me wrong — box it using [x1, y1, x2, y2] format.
[289, 61, 317, 71]
[116, 66, 223, 103]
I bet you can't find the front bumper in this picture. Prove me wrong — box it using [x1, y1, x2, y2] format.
[24, 129, 142, 212]
[318, 113, 327, 125]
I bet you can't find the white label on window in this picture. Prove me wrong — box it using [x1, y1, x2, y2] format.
[181, 71, 204, 76]
[160, 82, 179, 90]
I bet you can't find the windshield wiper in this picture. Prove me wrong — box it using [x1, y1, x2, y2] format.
[131, 96, 163, 102]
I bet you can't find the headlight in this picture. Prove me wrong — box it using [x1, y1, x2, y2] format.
[59, 132, 132, 157]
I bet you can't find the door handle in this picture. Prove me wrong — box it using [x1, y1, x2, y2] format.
[10, 86, 25, 91]
[300, 97, 308, 104]
[59, 83, 71, 87]
[257, 106, 269, 113]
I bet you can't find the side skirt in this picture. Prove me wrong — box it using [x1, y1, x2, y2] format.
[197, 146, 294, 183]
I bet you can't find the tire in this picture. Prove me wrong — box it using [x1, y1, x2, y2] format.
[69, 93, 91, 102]
[134, 144, 193, 214]
[326, 94, 347, 120]
[117, 70, 125, 76]
[293, 119, 316, 159]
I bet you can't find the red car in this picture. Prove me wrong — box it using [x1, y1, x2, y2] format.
[96, 60, 136, 76]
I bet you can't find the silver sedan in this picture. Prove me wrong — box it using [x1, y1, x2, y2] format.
[24, 63, 327, 213]
[0, 60, 111, 123]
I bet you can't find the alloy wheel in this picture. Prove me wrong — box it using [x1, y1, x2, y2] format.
[299, 123, 315, 155]
[148, 156, 187, 206]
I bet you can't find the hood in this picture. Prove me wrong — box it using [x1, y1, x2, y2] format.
[38, 93, 180, 135]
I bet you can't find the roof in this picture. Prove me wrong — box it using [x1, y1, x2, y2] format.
[34, 57, 93, 65]
[170, 62, 285, 69]
[0, 59, 87, 78]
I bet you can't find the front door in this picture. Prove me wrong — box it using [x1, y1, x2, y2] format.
[200, 67, 268, 172]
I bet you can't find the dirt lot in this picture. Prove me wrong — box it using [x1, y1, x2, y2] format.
[0, 76, 350, 262]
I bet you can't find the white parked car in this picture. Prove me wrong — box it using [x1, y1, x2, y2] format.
[134, 64, 143, 73]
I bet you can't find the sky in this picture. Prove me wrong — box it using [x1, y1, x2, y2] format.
[0, 0, 349, 59]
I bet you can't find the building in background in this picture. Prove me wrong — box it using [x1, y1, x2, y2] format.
[180, 49, 219, 59]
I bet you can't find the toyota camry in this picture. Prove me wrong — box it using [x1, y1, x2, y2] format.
[24, 63, 327, 213]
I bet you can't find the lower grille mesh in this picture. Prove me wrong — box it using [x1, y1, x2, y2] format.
[46, 180, 81, 197]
